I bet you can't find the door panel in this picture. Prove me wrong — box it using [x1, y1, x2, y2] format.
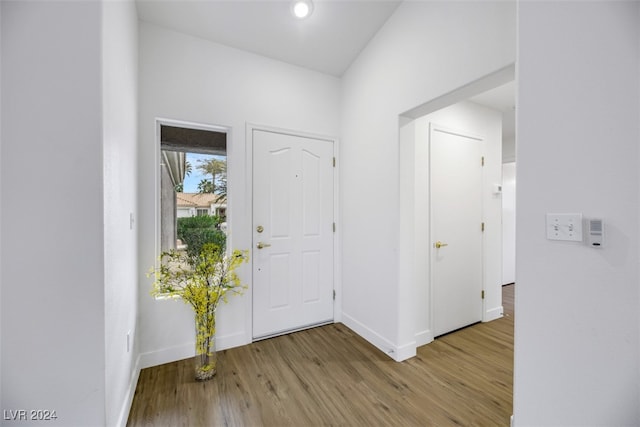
[302, 150, 321, 235]
[431, 125, 484, 337]
[269, 254, 290, 309]
[269, 148, 292, 238]
[253, 129, 334, 339]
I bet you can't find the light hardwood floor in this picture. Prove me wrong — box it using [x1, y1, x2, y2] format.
[128, 285, 514, 426]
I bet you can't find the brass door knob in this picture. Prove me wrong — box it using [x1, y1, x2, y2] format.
[434, 241, 449, 249]
[256, 242, 271, 249]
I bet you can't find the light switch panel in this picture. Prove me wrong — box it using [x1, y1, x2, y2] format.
[546, 213, 583, 242]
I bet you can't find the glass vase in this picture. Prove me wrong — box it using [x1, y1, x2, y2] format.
[194, 311, 217, 381]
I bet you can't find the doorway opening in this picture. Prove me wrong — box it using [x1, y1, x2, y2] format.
[398, 64, 516, 345]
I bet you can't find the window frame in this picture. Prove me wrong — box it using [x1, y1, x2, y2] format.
[154, 118, 231, 267]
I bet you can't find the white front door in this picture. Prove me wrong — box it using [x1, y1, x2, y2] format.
[252, 128, 334, 339]
[430, 124, 484, 337]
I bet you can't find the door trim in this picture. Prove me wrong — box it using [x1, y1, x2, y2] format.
[246, 123, 341, 342]
[428, 122, 485, 337]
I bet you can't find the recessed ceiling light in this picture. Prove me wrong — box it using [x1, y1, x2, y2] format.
[291, 0, 313, 19]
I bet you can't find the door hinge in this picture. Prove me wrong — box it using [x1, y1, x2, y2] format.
[333, 157, 336, 167]
[333, 222, 336, 232]
[481, 222, 485, 232]
[481, 156, 485, 166]
[333, 290, 336, 300]
[481, 290, 485, 299]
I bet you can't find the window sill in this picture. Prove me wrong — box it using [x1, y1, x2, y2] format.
[154, 293, 182, 301]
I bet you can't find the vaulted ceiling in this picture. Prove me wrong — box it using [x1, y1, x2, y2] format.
[136, 0, 402, 77]
[136, 0, 515, 142]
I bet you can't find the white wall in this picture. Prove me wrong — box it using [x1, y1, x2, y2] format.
[502, 162, 516, 285]
[102, 1, 139, 426]
[403, 101, 503, 346]
[1, 2, 106, 425]
[503, 135, 516, 163]
[340, 1, 515, 360]
[515, 2, 640, 425]
[137, 22, 341, 366]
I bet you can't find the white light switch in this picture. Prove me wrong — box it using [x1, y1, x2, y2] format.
[546, 213, 583, 242]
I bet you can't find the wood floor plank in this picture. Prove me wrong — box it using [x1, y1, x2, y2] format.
[128, 285, 514, 426]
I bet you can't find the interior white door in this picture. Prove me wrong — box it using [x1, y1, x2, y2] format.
[430, 125, 484, 337]
[252, 129, 334, 339]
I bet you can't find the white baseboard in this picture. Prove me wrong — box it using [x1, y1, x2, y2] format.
[115, 355, 141, 427]
[138, 331, 249, 370]
[139, 342, 193, 369]
[342, 313, 415, 362]
[395, 340, 417, 361]
[415, 329, 434, 347]
[484, 305, 504, 322]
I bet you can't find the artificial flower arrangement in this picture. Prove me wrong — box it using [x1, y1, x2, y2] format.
[150, 243, 248, 380]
